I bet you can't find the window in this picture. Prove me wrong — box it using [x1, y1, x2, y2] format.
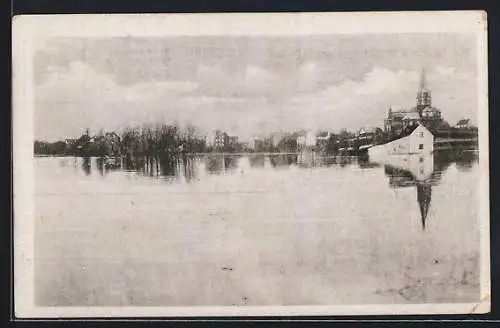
[419, 157, 424, 162]
[419, 132, 424, 137]
[419, 144, 424, 150]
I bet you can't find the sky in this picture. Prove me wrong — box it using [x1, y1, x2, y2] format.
[34, 33, 478, 142]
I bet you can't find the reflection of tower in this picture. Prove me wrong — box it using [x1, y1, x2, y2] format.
[416, 68, 432, 116]
[416, 183, 432, 230]
[377, 153, 439, 231]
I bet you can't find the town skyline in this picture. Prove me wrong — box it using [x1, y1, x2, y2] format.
[35, 34, 477, 142]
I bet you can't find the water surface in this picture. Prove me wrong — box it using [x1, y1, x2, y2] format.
[35, 151, 481, 306]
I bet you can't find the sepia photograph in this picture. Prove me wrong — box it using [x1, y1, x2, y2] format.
[13, 12, 489, 317]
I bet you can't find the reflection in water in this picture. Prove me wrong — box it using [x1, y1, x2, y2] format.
[248, 154, 265, 168]
[205, 155, 239, 174]
[96, 157, 122, 176]
[379, 150, 478, 230]
[39, 150, 480, 306]
[269, 154, 298, 168]
[82, 157, 91, 176]
[75, 151, 478, 230]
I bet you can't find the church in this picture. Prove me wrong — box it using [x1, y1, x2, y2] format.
[384, 68, 443, 136]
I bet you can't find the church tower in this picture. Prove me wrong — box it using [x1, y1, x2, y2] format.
[416, 68, 432, 116]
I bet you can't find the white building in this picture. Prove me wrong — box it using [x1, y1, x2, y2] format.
[368, 122, 434, 157]
[316, 131, 331, 141]
[296, 130, 316, 148]
[205, 131, 216, 148]
[247, 137, 256, 150]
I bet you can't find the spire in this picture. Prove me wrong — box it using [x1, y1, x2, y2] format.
[417, 183, 432, 230]
[419, 67, 427, 91]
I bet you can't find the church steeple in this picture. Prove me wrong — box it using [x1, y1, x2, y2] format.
[416, 67, 432, 116]
[419, 67, 427, 90]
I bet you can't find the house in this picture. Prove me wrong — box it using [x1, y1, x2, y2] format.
[276, 134, 298, 153]
[316, 131, 331, 141]
[455, 119, 471, 129]
[247, 137, 256, 150]
[357, 127, 383, 140]
[215, 131, 229, 149]
[270, 132, 286, 148]
[227, 136, 239, 146]
[315, 131, 331, 152]
[368, 122, 434, 157]
[205, 131, 216, 148]
[295, 130, 316, 148]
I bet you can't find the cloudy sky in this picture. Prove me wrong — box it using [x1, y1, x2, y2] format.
[34, 33, 477, 141]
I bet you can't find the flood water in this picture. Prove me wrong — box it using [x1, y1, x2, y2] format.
[35, 151, 481, 306]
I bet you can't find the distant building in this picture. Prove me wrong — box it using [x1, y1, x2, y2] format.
[205, 131, 216, 148]
[357, 127, 383, 138]
[295, 130, 316, 148]
[65, 138, 77, 145]
[357, 127, 384, 150]
[247, 137, 256, 150]
[316, 131, 331, 142]
[455, 119, 471, 129]
[276, 133, 298, 153]
[227, 136, 239, 145]
[205, 130, 230, 150]
[270, 132, 286, 148]
[384, 68, 443, 135]
[215, 131, 228, 149]
[315, 131, 331, 152]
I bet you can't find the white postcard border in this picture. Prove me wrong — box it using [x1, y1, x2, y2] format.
[12, 11, 490, 318]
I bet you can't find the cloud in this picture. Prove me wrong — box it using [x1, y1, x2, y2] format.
[35, 60, 478, 142]
[196, 63, 281, 98]
[284, 66, 476, 133]
[35, 61, 200, 141]
[244, 65, 278, 93]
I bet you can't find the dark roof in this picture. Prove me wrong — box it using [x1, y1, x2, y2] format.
[456, 119, 471, 125]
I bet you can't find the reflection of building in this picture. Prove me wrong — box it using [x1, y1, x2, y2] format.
[378, 153, 441, 230]
[204, 154, 239, 174]
[378, 150, 479, 229]
[384, 68, 443, 135]
[269, 154, 297, 167]
[297, 150, 319, 168]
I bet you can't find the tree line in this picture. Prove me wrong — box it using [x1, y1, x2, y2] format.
[34, 125, 208, 158]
